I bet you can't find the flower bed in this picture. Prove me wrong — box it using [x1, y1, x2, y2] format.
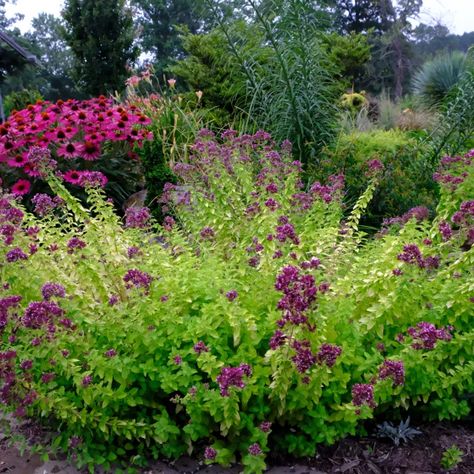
[0, 132, 473, 472]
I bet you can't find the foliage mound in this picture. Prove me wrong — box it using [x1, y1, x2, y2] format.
[0, 132, 473, 472]
[319, 129, 439, 226]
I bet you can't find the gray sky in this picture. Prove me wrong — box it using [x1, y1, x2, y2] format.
[5, 0, 474, 35]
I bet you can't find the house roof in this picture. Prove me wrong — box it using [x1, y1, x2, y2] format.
[0, 30, 40, 65]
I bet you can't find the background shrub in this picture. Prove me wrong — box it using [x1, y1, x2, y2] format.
[317, 129, 439, 226]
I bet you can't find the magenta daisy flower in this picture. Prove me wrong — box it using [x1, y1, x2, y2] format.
[11, 179, 31, 196]
[78, 141, 101, 160]
[7, 153, 27, 168]
[57, 142, 80, 159]
[62, 170, 82, 185]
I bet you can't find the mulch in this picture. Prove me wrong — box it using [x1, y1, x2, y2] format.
[1, 419, 473, 473]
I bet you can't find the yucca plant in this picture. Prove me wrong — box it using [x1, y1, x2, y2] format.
[426, 48, 474, 162]
[413, 51, 468, 109]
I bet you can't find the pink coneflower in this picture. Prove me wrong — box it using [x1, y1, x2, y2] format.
[78, 141, 101, 160]
[7, 153, 27, 168]
[11, 179, 31, 196]
[57, 142, 80, 159]
[62, 170, 82, 185]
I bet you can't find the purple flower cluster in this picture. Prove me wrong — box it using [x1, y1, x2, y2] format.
[367, 159, 384, 173]
[439, 220, 453, 241]
[248, 443, 262, 455]
[378, 360, 405, 386]
[27, 146, 57, 175]
[433, 151, 472, 191]
[226, 290, 238, 301]
[452, 200, 474, 230]
[31, 193, 63, 217]
[216, 363, 252, 396]
[259, 421, 272, 432]
[275, 220, 300, 245]
[77, 171, 108, 188]
[264, 198, 279, 211]
[397, 244, 440, 270]
[22, 300, 64, 329]
[383, 206, 430, 229]
[291, 339, 316, 373]
[407, 322, 453, 350]
[127, 246, 141, 258]
[310, 174, 344, 203]
[123, 268, 153, 292]
[163, 215, 175, 231]
[316, 343, 342, 368]
[0, 295, 21, 333]
[204, 447, 217, 461]
[67, 237, 86, 253]
[300, 257, 320, 270]
[193, 341, 209, 354]
[274, 265, 317, 328]
[352, 383, 376, 409]
[200, 226, 215, 240]
[269, 330, 287, 349]
[6, 247, 28, 262]
[41, 282, 66, 300]
[125, 206, 150, 229]
[0, 201, 24, 247]
[82, 375, 93, 387]
[105, 348, 117, 358]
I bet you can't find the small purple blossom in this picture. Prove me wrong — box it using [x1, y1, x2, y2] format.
[31, 193, 63, 216]
[291, 339, 316, 373]
[200, 226, 215, 240]
[108, 294, 119, 306]
[378, 360, 405, 386]
[264, 198, 279, 211]
[316, 343, 342, 368]
[77, 171, 108, 188]
[193, 341, 209, 354]
[41, 282, 66, 300]
[125, 207, 150, 229]
[407, 322, 452, 350]
[67, 237, 86, 253]
[41, 372, 56, 384]
[123, 269, 153, 292]
[105, 349, 117, 358]
[226, 290, 238, 301]
[248, 443, 262, 456]
[127, 246, 141, 258]
[216, 363, 252, 396]
[352, 383, 376, 409]
[82, 375, 92, 387]
[6, 247, 28, 262]
[275, 221, 300, 245]
[269, 330, 287, 349]
[204, 447, 217, 461]
[163, 215, 175, 231]
[259, 421, 272, 432]
[173, 355, 182, 365]
[439, 221, 453, 241]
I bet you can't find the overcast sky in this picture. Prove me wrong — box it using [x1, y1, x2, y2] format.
[6, 0, 474, 35]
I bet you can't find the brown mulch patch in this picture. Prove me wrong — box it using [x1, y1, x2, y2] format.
[276, 422, 474, 474]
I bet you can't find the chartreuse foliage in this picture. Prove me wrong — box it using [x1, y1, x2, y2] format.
[0, 132, 473, 473]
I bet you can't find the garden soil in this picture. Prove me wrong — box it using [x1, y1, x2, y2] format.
[1, 421, 473, 474]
